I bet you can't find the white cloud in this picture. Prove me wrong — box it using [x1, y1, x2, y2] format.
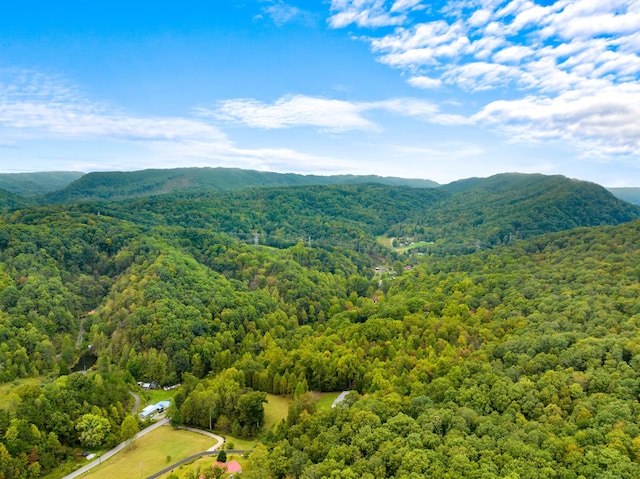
[444, 62, 522, 91]
[261, 1, 316, 27]
[153, 140, 360, 174]
[328, 0, 640, 158]
[474, 83, 640, 156]
[0, 70, 363, 174]
[209, 95, 378, 131]
[0, 70, 227, 143]
[371, 20, 466, 55]
[468, 9, 492, 27]
[208, 94, 467, 130]
[328, 0, 421, 28]
[492, 45, 534, 63]
[407, 75, 442, 89]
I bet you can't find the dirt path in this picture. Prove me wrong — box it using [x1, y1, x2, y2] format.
[129, 391, 141, 416]
[75, 316, 85, 348]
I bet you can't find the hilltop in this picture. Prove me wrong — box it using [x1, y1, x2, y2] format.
[39, 167, 439, 203]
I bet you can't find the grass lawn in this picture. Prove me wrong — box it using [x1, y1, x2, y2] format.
[313, 391, 341, 410]
[145, 388, 176, 404]
[395, 241, 432, 253]
[219, 433, 257, 451]
[0, 377, 45, 410]
[79, 426, 215, 479]
[376, 235, 431, 253]
[376, 235, 394, 249]
[263, 394, 289, 430]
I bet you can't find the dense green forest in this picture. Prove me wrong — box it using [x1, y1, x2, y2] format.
[0, 189, 34, 211]
[41, 168, 438, 203]
[1, 170, 640, 477]
[0, 172, 83, 197]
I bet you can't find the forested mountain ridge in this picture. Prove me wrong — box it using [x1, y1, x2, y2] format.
[70, 183, 442, 253]
[39, 167, 439, 203]
[0, 171, 84, 196]
[70, 174, 640, 255]
[388, 173, 640, 253]
[1, 173, 640, 477]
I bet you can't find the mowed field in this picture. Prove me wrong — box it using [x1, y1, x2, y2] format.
[264, 393, 289, 430]
[79, 426, 215, 479]
[314, 391, 341, 410]
[79, 393, 308, 478]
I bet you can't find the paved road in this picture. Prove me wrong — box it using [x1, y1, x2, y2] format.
[146, 448, 252, 479]
[61, 419, 169, 479]
[177, 426, 224, 451]
[145, 450, 218, 479]
[144, 427, 224, 479]
[129, 391, 141, 416]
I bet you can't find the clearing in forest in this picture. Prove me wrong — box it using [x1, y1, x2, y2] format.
[79, 426, 215, 479]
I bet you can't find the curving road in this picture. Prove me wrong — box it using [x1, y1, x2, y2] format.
[61, 419, 169, 479]
[145, 451, 217, 479]
[129, 391, 141, 415]
[176, 426, 224, 452]
[145, 428, 225, 479]
[60, 419, 224, 479]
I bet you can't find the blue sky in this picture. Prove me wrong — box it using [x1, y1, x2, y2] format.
[0, 0, 639, 186]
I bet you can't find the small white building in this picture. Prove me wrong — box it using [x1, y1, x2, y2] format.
[139, 404, 159, 418]
[139, 400, 171, 418]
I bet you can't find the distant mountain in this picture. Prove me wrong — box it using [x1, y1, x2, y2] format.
[41, 167, 439, 203]
[52, 173, 640, 257]
[0, 171, 84, 196]
[608, 187, 640, 206]
[386, 173, 640, 253]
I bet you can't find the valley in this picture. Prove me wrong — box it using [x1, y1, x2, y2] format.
[1, 169, 640, 478]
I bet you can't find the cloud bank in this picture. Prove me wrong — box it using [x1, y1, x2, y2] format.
[329, 0, 640, 157]
[0, 70, 350, 173]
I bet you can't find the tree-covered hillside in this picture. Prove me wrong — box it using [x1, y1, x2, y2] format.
[0, 172, 83, 196]
[0, 188, 34, 211]
[71, 174, 640, 255]
[388, 173, 640, 253]
[242, 220, 640, 478]
[40, 168, 439, 203]
[1, 174, 640, 477]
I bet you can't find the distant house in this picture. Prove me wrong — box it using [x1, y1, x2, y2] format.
[139, 405, 158, 418]
[214, 460, 243, 475]
[139, 400, 171, 418]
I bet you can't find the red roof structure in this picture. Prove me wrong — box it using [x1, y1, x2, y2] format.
[215, 460, 243, 474]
